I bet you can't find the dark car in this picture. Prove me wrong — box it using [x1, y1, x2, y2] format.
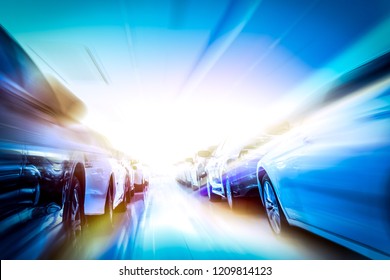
[0, 25, 88, 258]
[205, 125, 288, 210]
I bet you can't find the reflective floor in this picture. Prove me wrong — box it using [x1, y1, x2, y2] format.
[1, 175, 367, 260]
[63, 175, 367, 260]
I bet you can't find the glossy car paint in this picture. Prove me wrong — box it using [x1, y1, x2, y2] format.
[78, 129, 127, 215]
[0, 25, 87, 253]
[257, 53, 390, 259]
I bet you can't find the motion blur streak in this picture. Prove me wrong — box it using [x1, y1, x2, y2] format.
[179, 0, 262, 98]
[1, 1, 389, 164]
[73, 176, 367, 259]
[1, 0, 390, 260]
[283, 16, 390, 117]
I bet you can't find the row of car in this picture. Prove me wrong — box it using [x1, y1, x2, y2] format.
[174, 147, 215, 191]
[0, 25, 149, 257]
[177, 51, 390, 259]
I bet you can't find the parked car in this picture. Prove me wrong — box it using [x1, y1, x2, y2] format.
[175, 157, 194, 187]
[74, 127, 129, 227]
[0, 25, 88, 256]
[256, 51, 390, 259]
[143, 164, 150, 188]
[121, 157, 135, 201]
[189, 147, 215, 191]
[205, 127, 288, 209]
[112, 150, 134, 204]
[132, 162, 148, 192]
[110, 155, 131, 209]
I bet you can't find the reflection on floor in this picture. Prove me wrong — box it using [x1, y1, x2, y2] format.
[64, 175, 366, 260]
[1, 175, 367, 260]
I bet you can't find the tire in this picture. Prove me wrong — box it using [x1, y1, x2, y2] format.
[207, 179, 221, 202]
[117, 188, 127, 213]
[134, 183, 143, 192]
[63, 176, 85, 250]
[262, 175, 289, 235]
[125, 177, 131, 203]
[191, 180, 198, 191]
[225, 176, 237, 210]
[192, 175, 200, 191]
[102, 185, 114, 228]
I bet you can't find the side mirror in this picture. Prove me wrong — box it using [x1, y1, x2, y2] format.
[197, 150, 211, 158]
[239, 149, 249, 158]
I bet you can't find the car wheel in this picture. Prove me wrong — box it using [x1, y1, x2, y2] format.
[191, 180, 198, 191]
[125, 177, 131, 203]
[225, 176, 236, 210]
[117, 180, 128, 212]
[207, 178, 221, 202]
[103, 185, 114, 228]
[262, 175, 288, 235]
[63, 176, 85, 250]
[117, 193, 127, 212]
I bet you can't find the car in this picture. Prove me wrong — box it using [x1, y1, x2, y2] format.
[0, 25, 88, 257]
[132, 162, 148, 192]
[112, 150, 134, 204]
[205, 128, 288, 209]
[74, 127, 129, 227]
[175, 157, 195, 188]
[143, 164, 150, 189]
[256, 51, 390, 259]
[189, 147, 215, 191]
[120, 156, 135, 201]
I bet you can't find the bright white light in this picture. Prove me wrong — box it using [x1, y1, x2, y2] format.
[80, 88, 271, 167]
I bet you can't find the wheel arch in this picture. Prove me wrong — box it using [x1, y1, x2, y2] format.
[108, 173, 114, 197]
[259, 169, 291, 231]
[62, 161, 86, 208]
[256, 165, 268, 206]
[73, 162, 86, 203]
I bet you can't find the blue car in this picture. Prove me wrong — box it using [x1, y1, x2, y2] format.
[206, 128, 288, 210]
[256, 51, 390, 259]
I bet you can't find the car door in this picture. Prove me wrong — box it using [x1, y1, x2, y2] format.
[288, 78, 390, 252]
[228, 147, 262, 192]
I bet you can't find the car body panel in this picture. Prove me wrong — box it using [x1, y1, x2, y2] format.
[83, 150, 113, 215]
[75, 128, 127, 215]
[257, 53, 390, 259]
[110, 158, 127, 208]
[206, 133, 285, 200]
[0, 25, 89, 255]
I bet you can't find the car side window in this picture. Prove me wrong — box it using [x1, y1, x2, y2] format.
[322, 51, 390, 107]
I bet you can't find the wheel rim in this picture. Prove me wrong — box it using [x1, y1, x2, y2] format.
[264, 181, 281, 234]
[226, 178, 233, 208]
